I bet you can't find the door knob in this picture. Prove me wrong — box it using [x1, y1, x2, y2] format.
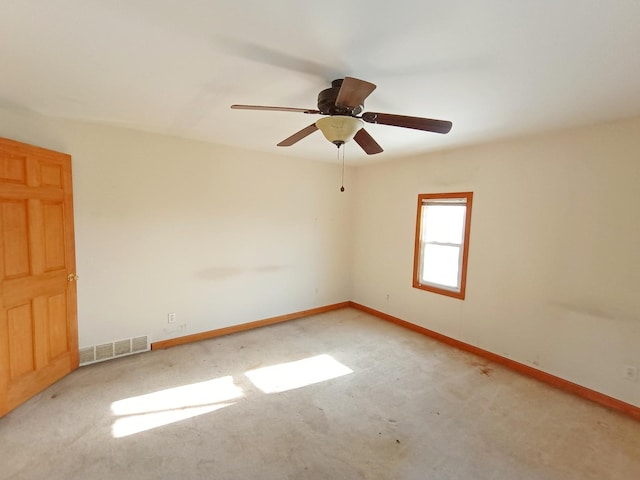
[67, 273, 79, 282]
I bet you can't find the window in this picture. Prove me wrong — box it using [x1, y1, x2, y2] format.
[413, 192, 473, 299]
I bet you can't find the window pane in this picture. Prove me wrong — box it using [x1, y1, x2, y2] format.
[421, 244, 460, 289]
[422, 205, 466, 244]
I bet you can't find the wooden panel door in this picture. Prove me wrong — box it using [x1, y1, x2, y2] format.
[0, 137, 78, 417]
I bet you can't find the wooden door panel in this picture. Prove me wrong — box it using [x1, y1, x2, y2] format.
[40, 163, 63, 188]
[42, 202, 66, 271]
[0, 138, 78, 417]
[47, 292, 69, 359]
[7, 303, 34, 378]
[2, 200, 30, 278]
[0, 153, 27, 184]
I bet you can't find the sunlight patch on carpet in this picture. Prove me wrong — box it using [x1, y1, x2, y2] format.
[245, 354, 353, 393]
[110, 376, 243, 438]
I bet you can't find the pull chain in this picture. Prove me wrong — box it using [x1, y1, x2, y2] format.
[339, 144, 345, 192]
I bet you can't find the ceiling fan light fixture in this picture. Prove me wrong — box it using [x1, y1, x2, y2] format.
[316, 116, 363, 146]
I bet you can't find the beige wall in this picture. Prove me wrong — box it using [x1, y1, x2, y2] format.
[0, 106, 353, 347]
[351, 116, 640, 407]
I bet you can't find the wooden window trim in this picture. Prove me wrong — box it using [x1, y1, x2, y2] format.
[412, 192, 473, 300]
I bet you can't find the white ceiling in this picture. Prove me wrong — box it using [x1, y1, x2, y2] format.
[2, 1, 640, 164]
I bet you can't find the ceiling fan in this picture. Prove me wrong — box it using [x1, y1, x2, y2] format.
[231, 77, 452, 155]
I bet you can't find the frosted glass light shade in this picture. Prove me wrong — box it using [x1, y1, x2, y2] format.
[316, 116, 363, 144]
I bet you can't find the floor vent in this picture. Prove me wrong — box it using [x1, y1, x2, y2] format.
[79, 335, 150, 366]
[95, 343, 114, 361]
[79, 346, 95, 364]
[132, 335, 149, 352]
[114, 339, 131, 356]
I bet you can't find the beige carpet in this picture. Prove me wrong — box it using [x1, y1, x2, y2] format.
[1, 308, 639, 479]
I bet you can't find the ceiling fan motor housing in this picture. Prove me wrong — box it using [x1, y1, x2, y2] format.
[317, 79, 363, 116]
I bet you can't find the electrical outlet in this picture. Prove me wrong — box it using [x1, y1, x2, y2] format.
[168, 312, 176, 324]
[623, 365, 638, 382]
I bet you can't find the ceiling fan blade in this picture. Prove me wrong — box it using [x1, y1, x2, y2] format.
[217, 37, 333, 78]
[353, 128, 384, 155]
[362, 112, 452, 134]
[335, 77, 377, 109]
[277, 123, 319, 146]
[231, 104, 320, 114]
